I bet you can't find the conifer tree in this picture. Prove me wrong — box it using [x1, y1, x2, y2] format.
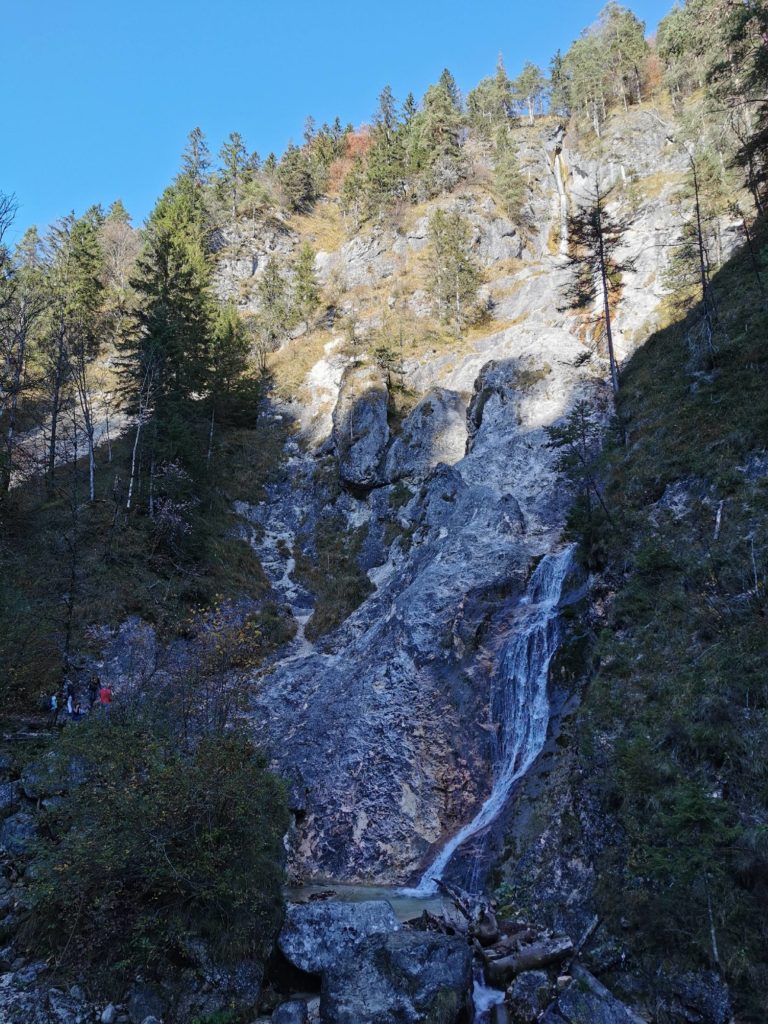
[341, 157, 367, 231]
[293, 242, 320, 332]
[467, 55, 514, 135]
[365, 86, 406, 215]
[0, 223, 47, 494]
[254, 256, 292, 352]
[218, 131, 249, 219]
[206, 302, 250, 466]
[181, 127, 212, 189]
[493, 126, 526, 220]
[122, 178, 213, 509]
[42, 213, 105, 497]
[277, 143, 316, 212]
[427, 209, 482, 334]
[549, 50, 570, 118]
[567, 175, 633, 395]
[513, 63, 547, 125]
[410, 74, 464, 196]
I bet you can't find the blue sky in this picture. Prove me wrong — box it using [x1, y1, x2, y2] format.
[3, 0, 673, 241]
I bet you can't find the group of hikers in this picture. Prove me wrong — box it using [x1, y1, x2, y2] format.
[47, 675, 113, 728]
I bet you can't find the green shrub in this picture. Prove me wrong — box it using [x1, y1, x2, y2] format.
[24, 711, 288, 984]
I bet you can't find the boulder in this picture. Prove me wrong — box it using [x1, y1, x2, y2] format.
[655, 970, 732, 1024]
[126, 984, 164, 1024]
[542, 967, 644, 1024]
[0, 812, 36, 857]
[321, 930, 472, 1024]
[332, 364, 390, 491]
[279, 899, 399, 975]
[507, 970, 551, 1023]
[101, 1005, 118, 1024]
[272, 998, 309, 1023]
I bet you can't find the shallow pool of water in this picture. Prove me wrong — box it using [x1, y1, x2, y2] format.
[285, 882, 448, 922]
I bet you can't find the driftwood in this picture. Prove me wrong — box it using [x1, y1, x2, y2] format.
[487, 936, 574, 986]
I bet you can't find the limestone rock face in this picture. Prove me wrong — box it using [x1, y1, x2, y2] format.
[278, 900, 400, 975]
[383, 389, 467, 482]
[216, 111, 703, 888]
[320, 931, 472, 1024]
[332, 364, 390, 491]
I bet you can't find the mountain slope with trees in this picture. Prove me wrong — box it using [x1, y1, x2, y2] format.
[0, 0, 766, 1021]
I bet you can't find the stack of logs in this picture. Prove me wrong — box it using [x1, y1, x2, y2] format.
[411, 880, 599, 1016]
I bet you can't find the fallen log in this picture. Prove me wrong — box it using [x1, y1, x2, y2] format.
[486, 936, 574, 986]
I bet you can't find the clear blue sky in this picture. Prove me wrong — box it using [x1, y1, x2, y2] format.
[3, 0, 673, 242]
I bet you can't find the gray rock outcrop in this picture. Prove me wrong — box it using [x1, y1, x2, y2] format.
[332, 364, 390, 491]
[320, 931, 472, 1024]
[278, 900, 400, 975]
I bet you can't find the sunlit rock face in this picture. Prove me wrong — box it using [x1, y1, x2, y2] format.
[239, 112, 704, 884]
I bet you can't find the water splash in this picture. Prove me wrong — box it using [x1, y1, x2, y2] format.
[404, 545, 576, 897]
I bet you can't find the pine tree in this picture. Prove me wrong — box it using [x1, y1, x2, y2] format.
[567, 175, 634, 395]
[205, 302, 251, 466]
[277, 143, 316, 213]
[181, 127, 211, 189]
[0, 224, 47, 494]
[365, 86, 406, 215]
[42, 213, 105, 497]
[218, 131, 249, 219]
[493, 126, 526, 220]
[293, 242, 320, 331]
[409, 74, 464, 196]
[513, 63, 547, 125]
[427, 209, 482, 334]
[549, 50, 570, 118]
[341, 157, 366, 231]
[254, 256, 292, 353]
[122, 178, 213, 509]
[467, 55, 514, 135]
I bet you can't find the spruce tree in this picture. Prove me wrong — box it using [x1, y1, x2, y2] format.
[218, 131, 249, 219]
[293, 242, 320, 332]
[365, 86, 406, 215]
[427, 209, 482, 334]
[181, 127, 212, 189]
[493, 126, 526, 220]
[277, 143, 316, 212]
[122, 178, 213, 507]
[567, 175, 633, 395]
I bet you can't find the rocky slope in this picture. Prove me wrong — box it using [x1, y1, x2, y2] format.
[218, 110, 721, 886]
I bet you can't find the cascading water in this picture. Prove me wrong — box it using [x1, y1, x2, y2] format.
[553, 152, 569, 257]
[404, 544, 576, 897]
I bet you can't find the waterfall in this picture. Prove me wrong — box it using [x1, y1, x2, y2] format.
[404, 545, 576, 897]
[553, 152, 568, 256]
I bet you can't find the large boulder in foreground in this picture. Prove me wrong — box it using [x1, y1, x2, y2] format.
[321, 930, 472, 1024]
[332, 364, 390, 491]
[278, 900, 400, 975]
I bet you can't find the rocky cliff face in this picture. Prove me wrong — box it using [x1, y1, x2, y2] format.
[219, 112, 731, 886]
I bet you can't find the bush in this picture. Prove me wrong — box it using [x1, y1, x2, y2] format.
[24, 710, 288, 983]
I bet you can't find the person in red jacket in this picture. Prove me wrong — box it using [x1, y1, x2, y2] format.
[98, 683, 113, 710]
